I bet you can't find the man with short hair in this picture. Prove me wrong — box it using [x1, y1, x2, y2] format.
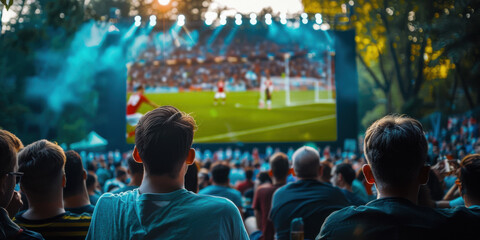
[270, 146, 349, 240]
[236, 168, 254, 195]
[14, 140, 91, 240]
[317, 115, 450, 239]
[64, 150, 95, 214]
[0, 130, 44, 240]
[87, 106, 248, 239]
[86, 173, 100, 205]
[112, 156, 144, 194]
[252, 152, 290, 240]
[331, 163, 366, 206]
[103, 167, 127, 192]
[199, 162, 243, 212]
[444, 154, 480, 239]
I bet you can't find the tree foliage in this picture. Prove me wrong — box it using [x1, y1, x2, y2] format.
[303, 0, 480, 126]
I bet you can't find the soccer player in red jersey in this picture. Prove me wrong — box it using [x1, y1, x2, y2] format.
[126, 85, 159, 138]
[214, 79, 226, 106]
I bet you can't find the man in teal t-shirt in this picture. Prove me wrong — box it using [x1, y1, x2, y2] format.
[86, 106, 248, 239]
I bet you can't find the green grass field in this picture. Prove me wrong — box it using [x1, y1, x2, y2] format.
[127, 90, 337, 143]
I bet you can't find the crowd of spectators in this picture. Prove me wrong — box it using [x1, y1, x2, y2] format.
[128, 34, 329, 92]
[1, 109, 480, 239]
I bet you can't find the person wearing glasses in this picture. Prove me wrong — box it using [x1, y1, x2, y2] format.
[13, 140, 92, 240]
[0, 130, 43, 239]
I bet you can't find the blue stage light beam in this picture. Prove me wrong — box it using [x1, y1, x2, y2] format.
[207, 24, 225, 47]
[121, 23, 139, 42]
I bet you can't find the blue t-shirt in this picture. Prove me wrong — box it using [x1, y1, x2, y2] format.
[199, 185, 243, 208]
[86, 189, 248, 240]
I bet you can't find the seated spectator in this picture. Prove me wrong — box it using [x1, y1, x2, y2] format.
[86, 173, 101, 205]
[230, 161, 246, 186]
[270, 146, 349, 240]
[14, 140, 91, 240]
[111, 156, 143, 194]
[63, 150, 95, 214]
[320, 161, 332, 184]
[0, 130, 44, 239]
[444, 154, 480, 239]
[86, 106, 248, 239]
[331, 163, 366, 206]
[317, 115, 450, 240]
[252, 152, 291, 240]
[103, 167, 127, 193]
[456, 154, 480, 208]
[199, 162, 243, 213]
[236, 168, 254, 195]
[95, 157, 111, 187]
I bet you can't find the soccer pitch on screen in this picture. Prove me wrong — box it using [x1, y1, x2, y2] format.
[126, 89, 336, 143]
[125, 22, 338, 143]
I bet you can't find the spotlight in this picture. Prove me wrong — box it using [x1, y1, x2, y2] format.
[301, 13, 308, 19]
[220, 15, 227, 25]
[280, 13, 287, 24]
[178, 15, 185, 26]
[250, 18, 257, 25]
[302, 18, 308, 24]
[266, 18, 272, 25]
[158, 0, 170, 6]
[150, 21, 156, 26]
[134, 15, 141, 22]
[235, 19, 242, 25]
[135, 21, 141, 27]
[265, 13, 272, 19]
[235, 13, 242, 20]
[250, 13, 257, 19]
[150, 15, 157, 22]
[315, 13, 323, 24]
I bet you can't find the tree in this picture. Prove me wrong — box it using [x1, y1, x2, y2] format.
[303, 0, 463, 122]
[431, 0, 480, 110]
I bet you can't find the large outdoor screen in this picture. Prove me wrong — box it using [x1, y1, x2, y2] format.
[126, 21, 337, 143]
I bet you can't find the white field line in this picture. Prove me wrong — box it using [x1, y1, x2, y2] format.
[234, 99, 335, 110]
[194, 114, 336, 142]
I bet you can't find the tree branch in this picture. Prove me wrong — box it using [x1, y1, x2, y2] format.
[358, 54, 387, 92]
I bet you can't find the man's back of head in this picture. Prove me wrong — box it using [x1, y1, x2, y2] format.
[18, 140, 66, 202]
[135, 105, 196, 178]
[364, 115, 428, 191]
[87, 106, 249, 240]
[64, 150, 86, 198]
[459, 154, 480, 207]
[269, 152, 290, 181]
[292, 146, 321, 179]
[211, 162, 230, 185]
[332, 163, 356, 188]
[0, 130, 23, 153]
[0, 131, 18, 208]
